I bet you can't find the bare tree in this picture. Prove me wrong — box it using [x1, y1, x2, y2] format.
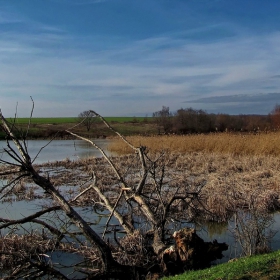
[78, 110, 97, 131]
[0, 105, 227, 279]
[153, 106, 173, 134]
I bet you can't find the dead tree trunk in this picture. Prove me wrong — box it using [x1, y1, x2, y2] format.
[0, 111, 141, 279]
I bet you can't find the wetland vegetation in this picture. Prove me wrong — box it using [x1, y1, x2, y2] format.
[1, 107, 280, 279]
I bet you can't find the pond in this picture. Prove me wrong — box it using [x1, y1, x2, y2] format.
[0, 139, 115, 164]
[1, 139, 280, 277]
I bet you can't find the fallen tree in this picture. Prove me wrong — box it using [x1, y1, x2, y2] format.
[0, 105, 228, 279]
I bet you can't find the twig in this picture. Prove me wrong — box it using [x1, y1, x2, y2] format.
[70, 172, 96, 203]
[102, 190, 124, 239]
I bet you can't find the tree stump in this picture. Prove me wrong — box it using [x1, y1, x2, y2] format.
[162, 227, 228, 275]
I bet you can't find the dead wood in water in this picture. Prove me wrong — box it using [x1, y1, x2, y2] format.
[0, 105, 229, 279]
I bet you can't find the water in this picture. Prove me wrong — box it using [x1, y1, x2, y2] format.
[0, 139, 115, 164]
[0, 139, 117, 278]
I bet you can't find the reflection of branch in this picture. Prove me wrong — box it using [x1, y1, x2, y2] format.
[0, 206, 60, 230]
[70, 172, 96, 203]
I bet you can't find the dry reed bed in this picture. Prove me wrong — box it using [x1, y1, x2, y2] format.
[108, 132, 280, 156]
[0, 232, 56, 270]
[106, 133, 280, 221]
[174, 152, 280, 221]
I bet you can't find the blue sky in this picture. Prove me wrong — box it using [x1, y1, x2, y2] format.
[1, 0, 280, 117]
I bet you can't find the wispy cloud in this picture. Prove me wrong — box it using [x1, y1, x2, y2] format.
[188, 93, 280, 104]
[1, 2, 280, 116]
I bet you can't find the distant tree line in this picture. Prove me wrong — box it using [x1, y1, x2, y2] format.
[152, 105, 280, 134]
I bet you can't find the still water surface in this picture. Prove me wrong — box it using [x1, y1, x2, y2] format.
[0, 139, 115, 164]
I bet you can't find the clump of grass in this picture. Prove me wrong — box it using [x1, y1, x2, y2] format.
[108, 132, 280, 156]
[163, 249, 280, 280]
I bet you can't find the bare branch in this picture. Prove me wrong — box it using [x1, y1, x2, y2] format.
[24, 96, 35, 140]
[0, 173, 29, 199]
[102, 190, 124, 239]
[89, 110, 138, 151]
[66, 130, 128, 189]
[92, 184, 134, 235]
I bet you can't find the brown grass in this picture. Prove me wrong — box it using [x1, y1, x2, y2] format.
[108, 132, 280, 156]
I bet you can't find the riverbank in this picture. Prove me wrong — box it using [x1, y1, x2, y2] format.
[163, 249, 280, 279]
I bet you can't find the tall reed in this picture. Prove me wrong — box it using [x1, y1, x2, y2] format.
[108, 132, 280, 156]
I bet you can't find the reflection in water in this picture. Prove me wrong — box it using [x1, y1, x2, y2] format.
[196, 220, 228, 239]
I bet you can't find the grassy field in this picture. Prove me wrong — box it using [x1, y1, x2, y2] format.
[0, 117, 156, 139]
[163, 250, 280, 280]
[9, 117, 79, 124]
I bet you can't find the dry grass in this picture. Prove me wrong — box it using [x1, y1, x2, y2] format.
[108, 132, 280, 156]
[25, 151, 280, 222]
[106, 132, 280, 221]
[0, 232, 56, 270]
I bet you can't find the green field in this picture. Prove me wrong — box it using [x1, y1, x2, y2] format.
[0, 116, 155, 139]
[8, 117, 150, 124]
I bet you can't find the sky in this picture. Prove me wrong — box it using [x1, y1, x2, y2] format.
[1, 0, 280, 117]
